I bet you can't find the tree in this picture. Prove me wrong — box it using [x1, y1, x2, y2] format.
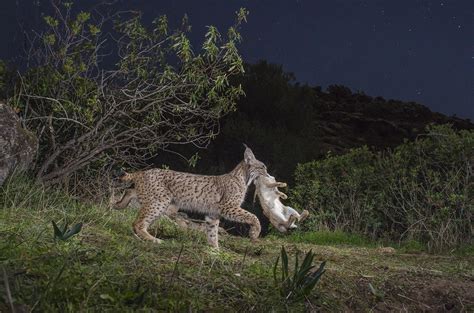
[14, 2, 248, 184]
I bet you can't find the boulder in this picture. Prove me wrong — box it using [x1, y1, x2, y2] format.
[0, 102, 37, 186]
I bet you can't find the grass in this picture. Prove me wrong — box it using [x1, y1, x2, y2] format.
[278, 230, 375, 247]
[1, 175, 473, 312]
[281, 228, 472, 256]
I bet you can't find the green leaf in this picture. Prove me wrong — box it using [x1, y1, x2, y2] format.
[292, 250, 299, 286]
[63, 222, 83, 240]
[281, 246, 289, 281]
[273, 255, 280, 285]
[52, 220, 64, 240]
[62, 221, 69, 235]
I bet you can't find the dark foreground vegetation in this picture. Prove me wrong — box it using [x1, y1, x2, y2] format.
[0, 2, 473, 311]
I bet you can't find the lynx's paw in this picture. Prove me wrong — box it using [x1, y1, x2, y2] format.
[133, 231, 163, 244]
[250, 237, 260, 244]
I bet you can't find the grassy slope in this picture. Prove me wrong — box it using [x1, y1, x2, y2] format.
[1, 177, 473, 312]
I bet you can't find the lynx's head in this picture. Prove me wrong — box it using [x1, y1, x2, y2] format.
[243, 145, 268, 186]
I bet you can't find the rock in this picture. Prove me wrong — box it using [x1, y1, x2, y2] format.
[0, 102, 37, 186]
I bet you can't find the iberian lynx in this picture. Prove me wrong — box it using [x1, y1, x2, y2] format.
[119, 146, 268, 248]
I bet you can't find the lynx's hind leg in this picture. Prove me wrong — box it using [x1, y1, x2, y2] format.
[133, 189, 172, 244]
[205, 216, 220, 248]
[166, 203, 179, 216]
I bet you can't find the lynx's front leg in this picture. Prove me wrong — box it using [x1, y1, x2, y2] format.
[205, 216, 220, 248]
[221, 207, 261, 241]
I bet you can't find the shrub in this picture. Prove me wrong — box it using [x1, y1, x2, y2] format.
[290, 124, 473, 251]
[13, 2, 248, 185]
[377, 124, 473, 250]
[291, 146, 383, 237]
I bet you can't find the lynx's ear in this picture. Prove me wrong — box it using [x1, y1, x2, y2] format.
[243, 145, 256, 164]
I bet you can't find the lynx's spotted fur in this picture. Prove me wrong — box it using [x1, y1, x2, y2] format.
[119, 146, 267, 248]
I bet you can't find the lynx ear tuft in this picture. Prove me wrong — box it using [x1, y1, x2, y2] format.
[244, 145, 256, 163]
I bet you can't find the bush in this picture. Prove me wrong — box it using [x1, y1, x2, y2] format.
[13, 2, 247, 185]
[291, 146, 382, 237]
[290, 125, 473, 251]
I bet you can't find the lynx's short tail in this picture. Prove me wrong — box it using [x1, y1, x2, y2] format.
[120, 172, 136, 182]
[113, 168, 136, 182]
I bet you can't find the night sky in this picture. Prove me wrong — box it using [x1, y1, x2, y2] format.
[1, 0, 472, 119]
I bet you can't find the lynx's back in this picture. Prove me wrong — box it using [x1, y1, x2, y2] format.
[127, 167, 248, 216]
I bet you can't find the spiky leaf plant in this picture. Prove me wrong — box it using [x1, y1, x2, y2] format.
[52, 220, 83, 241]
[273, 246, 326, 302]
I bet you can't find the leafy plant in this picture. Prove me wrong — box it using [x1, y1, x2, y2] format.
[290, 124, 473, 251]
[15, 2, 248, 185]
[273, 246, 326, 302]
[52, 220, 83, 241]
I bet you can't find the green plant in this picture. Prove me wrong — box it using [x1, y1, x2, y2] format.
[291, 146, 381, 237]
[15, 2, 248, 185]
[52, 220, 82, 241]
[273, 246, 326, 302]
[290, 124, 473, 251]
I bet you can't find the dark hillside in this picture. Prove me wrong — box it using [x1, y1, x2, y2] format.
[158, 61, 473, 185]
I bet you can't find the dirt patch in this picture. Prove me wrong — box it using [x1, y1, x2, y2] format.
[373, 277, 474, 312]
